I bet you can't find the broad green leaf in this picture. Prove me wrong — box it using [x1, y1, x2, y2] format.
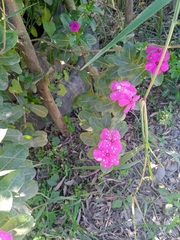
[123, 41, 136, 60]
[80, 132, 94, 146]
[19, 180, 38, 201]
[60, 13, 72, 31]
[110, 121, 128, 137]
[92, 133, 100, 145]
[78, 70, 92, 85]
[2, 105, 24, 123]
[27, 104, 48, 118]
[118, 63, 139, 77]
[43, 0, 53, 5]
[129, 68, 146, 86]
[3, 128, 22, 143]
[0, 128, 7, 143]
[113, 55, 131, 66]
[30, 26, 38, 37]
[58, 51, 71, 62]
[52, 33, 69, 47]
[106, 66, 120, 79]
[10, 198, 31, 216]
[82, 0, 172, 69]
[95, 98, 115, 112]
[9, 79, 22, 94]
[89, 116, 103, 134]
[0, 30, 17, 54]
[0, 65, 8, 90]
[43, 21, 56, 38]
[0, 190, 13, 212]
[1, 214, 34, 232]
[83, 34, 97, 46]
[154, 73, 164, 86]
[0, 145, 28, 171]
[0, 50, 20, 65]
[76, 93, 98, 110]
[101, 112, 111, 128]
[42, 6, 51, 22]
[87, 147, 96, 159]
[58, 83, 67, 96]
[0, 170, 25, 192]
[21, 167, 36, 181]
[3, 63, 22, 74]
[78, 111, 93, 122]
[0, 212, 8, 226]
[112, 199, 122, 209]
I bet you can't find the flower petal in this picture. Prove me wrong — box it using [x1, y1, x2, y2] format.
[100, 128, 111, 140]
[110, 130, 121, 140]
[98, 140, 111, 151]
[93, 149, 104, 162]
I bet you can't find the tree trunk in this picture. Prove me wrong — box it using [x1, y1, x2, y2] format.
[5, 0, 67, 134]
[125, 0, 134, 26]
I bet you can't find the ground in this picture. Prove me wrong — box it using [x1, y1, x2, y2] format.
[27, 1, 180, 240]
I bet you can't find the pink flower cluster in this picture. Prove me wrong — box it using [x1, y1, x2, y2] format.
[93, 128, 122, 168]
[110, 81, 140, 114]
[69, 21, 81, 32]
[145, 45, 170, 75]
[0, 230, 13, 240]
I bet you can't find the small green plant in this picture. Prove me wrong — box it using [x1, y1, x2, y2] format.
[156, 102, 174, 126]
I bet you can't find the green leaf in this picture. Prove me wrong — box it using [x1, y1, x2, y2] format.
[9, 79, 22, 94]
[3, 128, 23, 143]
[43, 21, 56, 38]
[80, 132, 94, 146]
[114, 144, 144, 170]
[83, 34, 97, 46]
[58, 51, 71, 62]
[118, 63, 139, 77]
[106, 66, 120, 79]
[0, 170, 25, 192]
[0, 50, 20, 65]
[43, 0, 53, 5]
[78, 70, 92, 85]
[0, 144, 28, 171]
[0, 65, 8, 90]
[154, 73, 164, 86]
[101, 112, 111, 128]
[30, 26, 38, 37]
[129, 68, 146, 86]
[0, 190, 13, 212]
[27, 104, 48, 118]
[0, 128, 7, 143]
[95, 98, 115, 112]
[42, 6, 51, 22]
[19, 180, 38, 201]
[1, 105, 24, 123]
[82, 0, 171, 69]
[60, 13, 72, 31]
[112, 199, 122, 209]
[89, 116, 103, 134]
[0, 30, 18, 54]
[1, 214, 34, 232]
[113, 55, 131, 66]
[123, 41, 136, 59]
[57, 83, 67, 96]
[3, 63, 22, 74]
[78, 111, 93, 122]
[52, 33, 69, 47]
[110, 121, 128, 138]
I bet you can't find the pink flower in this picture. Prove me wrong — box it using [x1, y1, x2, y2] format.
[110, 81, 136, 100]
[110, 80, 139, 114]
[145, 61, 169, 75]
[93, 128, 122, 168]
[145, 45, 170, 75]
[69, 21, 81, 32]
[118, 94, 140, 114]
[93, 140, 120, 168]
[0, 230, 13, 240]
